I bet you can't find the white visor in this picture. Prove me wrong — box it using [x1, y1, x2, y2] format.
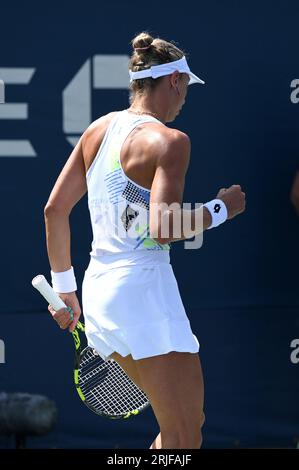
[129, 55, 205, 85]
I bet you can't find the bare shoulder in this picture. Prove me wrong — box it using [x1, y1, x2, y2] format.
[142, 122, 190, 145]
[83, 111, 119, 138]
[81, 111, 120, 172]
[162, 127, 191, 155]
[140, 122, 190, 150]
[142, 123, 191, 169]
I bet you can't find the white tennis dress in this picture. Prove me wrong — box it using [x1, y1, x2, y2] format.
[82, 109, 199, 360]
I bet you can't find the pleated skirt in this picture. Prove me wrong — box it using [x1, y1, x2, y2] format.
[82, 254, 199, 361]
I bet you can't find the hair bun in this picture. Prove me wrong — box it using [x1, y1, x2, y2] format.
[132, 32, 154, 52]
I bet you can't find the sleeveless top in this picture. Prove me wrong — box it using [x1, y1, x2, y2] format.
[86, 109, 171, 267]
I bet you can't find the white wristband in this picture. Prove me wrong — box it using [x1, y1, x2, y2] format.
[203, 199, 228, 229]
[51, 266, 77, 293]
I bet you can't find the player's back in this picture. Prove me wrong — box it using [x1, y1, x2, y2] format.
[84, 109, 173, 266]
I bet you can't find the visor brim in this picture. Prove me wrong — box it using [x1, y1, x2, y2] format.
[188, 72, 205, 85]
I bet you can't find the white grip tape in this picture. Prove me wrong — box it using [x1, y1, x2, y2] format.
[32, 275, 67, 311]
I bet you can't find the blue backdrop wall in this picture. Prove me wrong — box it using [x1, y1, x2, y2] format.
[0, 0, 299, 448]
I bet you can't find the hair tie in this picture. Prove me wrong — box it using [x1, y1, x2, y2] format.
[134, 45, 152, 51]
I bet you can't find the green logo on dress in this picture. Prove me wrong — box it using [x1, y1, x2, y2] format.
[110, 146, 121, 171]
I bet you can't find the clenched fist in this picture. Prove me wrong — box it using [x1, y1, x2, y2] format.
[216, 185, 246, 220]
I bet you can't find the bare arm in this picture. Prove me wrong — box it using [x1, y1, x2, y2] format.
[44, 135, 87, 331]
[149, 131, 212, 244]
[44, 136, 87, 271]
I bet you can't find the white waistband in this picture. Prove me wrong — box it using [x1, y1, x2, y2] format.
[86, 250, 170, 272]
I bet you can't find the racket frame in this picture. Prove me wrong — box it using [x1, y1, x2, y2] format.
[71, 321, 150, 419]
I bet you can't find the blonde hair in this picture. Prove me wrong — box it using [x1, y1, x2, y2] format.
[128, 31, 187, 104]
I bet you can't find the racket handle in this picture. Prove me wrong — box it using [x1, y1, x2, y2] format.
[31, 274, 67, 311]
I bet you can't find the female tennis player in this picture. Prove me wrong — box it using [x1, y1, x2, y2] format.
[44, 31, 246, 449]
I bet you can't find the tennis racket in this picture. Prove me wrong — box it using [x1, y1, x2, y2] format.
[31, 274, 150, 419]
